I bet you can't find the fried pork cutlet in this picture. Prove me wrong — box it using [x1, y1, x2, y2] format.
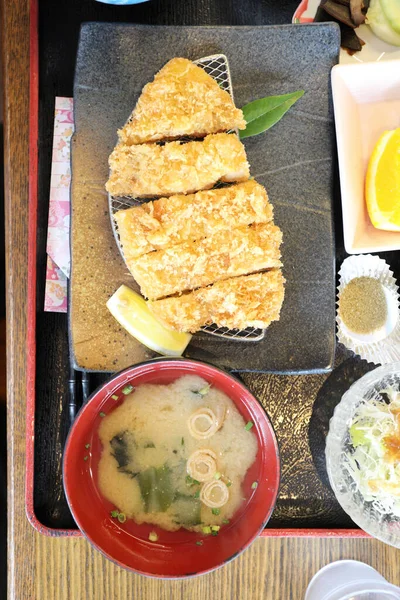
[149, 269, 285, 333]
[118, 58, 246, 145]
[106, 134, 250, 198]
[114, 180, 273, 261]
[130, 222, 283, 300]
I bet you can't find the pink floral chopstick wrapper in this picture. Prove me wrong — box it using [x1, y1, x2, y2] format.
[44, 97, 74, 313]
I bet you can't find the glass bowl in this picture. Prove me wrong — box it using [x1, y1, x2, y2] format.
[326, 363, 400, 548]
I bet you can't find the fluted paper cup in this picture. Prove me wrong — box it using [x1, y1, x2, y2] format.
[337, 255, 400, 365]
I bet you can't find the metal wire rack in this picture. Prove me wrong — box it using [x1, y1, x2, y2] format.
[108, 54, 265, 342]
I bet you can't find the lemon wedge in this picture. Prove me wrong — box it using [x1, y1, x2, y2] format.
[106, 285, 191, 356]
[366, 127, 400, 231]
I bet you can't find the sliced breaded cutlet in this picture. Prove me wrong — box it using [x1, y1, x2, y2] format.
[149, 270, 285, 333]
[118, 58, 246, 145]
[106, 133, 250, 198]
[114, 180, 273, 260]
[130, 222, 283, 300]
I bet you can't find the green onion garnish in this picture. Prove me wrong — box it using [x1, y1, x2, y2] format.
[211, 531, 219, 536]
[226, 481, 232, 487]
[85, 443, 90, 449]
[245, 421, 254, 431]
[211, 508, 220, 515]
[192, 383, 211, 396]
[181, 437, 184, 446]
[202, 526, 211, 534]
[194, 490, 200, 499]
[251, 481, 258, 489]
[211, 525, 220, 532]
[222, 519, 230, 524]
[110, 510, 119, 518]
[148, 531, 158, 542]
[83, 456, 88, 461]
[117, 513, 126, 523]
[122, 384, 134, 395]
[186, 475, 200, 486]
[99, 412, 106, 418]
[196, 540, 203, 546]
[214, 472, 221, 480]
[111, 394, 118, 401]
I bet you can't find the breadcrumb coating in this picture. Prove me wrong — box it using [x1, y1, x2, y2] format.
[114, 180, 273, 260]
[130, 222, 283, 300]
[106, 134, 250, 198]
[149, 269, 285, 333]
[118, 57, 246, 145]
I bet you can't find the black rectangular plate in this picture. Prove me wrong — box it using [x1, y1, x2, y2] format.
[34, 0, 400, 535]
[71, 23, 340, 374]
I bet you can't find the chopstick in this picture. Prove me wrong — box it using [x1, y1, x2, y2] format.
[68, 366, 77, 427]
[81, 371, 90, 405]
[68, 368, 91, 427]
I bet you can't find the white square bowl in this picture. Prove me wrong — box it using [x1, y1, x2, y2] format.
[332, 60, 400, 254]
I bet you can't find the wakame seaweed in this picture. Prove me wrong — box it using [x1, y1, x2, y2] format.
[110, 431, 138, 477]
[172, 493, 202, 525]
[138, 465, 174, 512]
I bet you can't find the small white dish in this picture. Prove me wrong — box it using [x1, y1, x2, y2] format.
[331, 60, 400, 254]
[293, 0, 400, 64]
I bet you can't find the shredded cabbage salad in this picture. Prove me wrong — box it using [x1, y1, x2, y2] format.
[345, 388, 400, 518]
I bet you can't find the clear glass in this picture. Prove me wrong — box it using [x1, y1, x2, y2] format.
[326, 363, 400, 549]
[341, 593, 400, 600]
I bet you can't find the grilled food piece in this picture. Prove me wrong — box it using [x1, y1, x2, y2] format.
[106, 133, 250, 198]
[118, 57, 246, 145]
[114, 180, 273, 261]
[149, 270, 285, 333]
[130, 222, 283, 300]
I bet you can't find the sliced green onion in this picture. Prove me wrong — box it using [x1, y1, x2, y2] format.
[196, 540, 203, 546]
[181, 437, 184, 446]
[211, 525, 220, 532]
[211, 508, 220, 515]
[83, 456, 88, 461]
[122, 384, 134, 395]
[117, 513, 126, 523]
[148, 531, 158, 542]
[111, 394, 118, 401]
[192, 383, 211, 396]
[110, 510, 119, 518]
[194, 490, 200, 499]
[198, 384, 211, 396]
[226, 481, 232, 487]
[211, 530, 219, 536]
[202, 526, 211, 534]
[85, 443, 90, 449]
[251, 481, 258, 489]
[214, 472, 221, 480]
[186, 475, 200, 486]
[99, 412, 106, 418]
[245, 421, 254, 431]
[222, 519, 230, 524]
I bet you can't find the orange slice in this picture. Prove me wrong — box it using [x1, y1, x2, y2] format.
[365, 127, 400, 231]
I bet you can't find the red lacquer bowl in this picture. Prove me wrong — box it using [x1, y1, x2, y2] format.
[63, 358, 280, 578]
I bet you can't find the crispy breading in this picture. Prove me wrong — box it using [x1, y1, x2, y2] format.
[149, 270, 285, 333]
[106, 134, 250, 198]
[114, 180, 273, 260]
[118, 58, 246, 145]
[130, 223, 283, 300]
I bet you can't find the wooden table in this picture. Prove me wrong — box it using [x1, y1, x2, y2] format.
[3, 0, 400, 598]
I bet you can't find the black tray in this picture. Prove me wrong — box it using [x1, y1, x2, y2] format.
[31, 0, 400, 535]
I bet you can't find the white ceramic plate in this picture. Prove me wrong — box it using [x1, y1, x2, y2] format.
[331, 59, 400, 253]
[293, 0, 400, 63]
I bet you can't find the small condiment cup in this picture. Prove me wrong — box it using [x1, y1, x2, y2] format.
[337, 255, 400, 365]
